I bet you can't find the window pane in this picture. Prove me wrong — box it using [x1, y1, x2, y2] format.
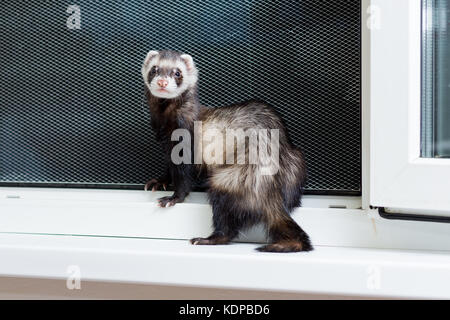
[422, 0, 450, 158]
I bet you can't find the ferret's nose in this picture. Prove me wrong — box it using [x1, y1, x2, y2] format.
[157, 79, 168, 88]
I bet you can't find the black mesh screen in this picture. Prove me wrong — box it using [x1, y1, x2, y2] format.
[0, 0, 361, 194]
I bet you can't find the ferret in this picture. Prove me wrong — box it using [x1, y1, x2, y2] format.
[141, 50, 312, 252]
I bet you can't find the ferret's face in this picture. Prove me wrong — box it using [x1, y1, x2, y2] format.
[142, 50, 198, 99]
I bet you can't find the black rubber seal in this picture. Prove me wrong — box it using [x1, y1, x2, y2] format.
[0, 182, 361, 196]
[379, 207, 450, 224]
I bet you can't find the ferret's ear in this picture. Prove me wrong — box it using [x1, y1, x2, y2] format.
[180, 54, 195, 72]
[143, 50, 159, 67]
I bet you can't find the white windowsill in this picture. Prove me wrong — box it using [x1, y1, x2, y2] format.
[1, 233, 450, 299]
[2, 188, 450, 299]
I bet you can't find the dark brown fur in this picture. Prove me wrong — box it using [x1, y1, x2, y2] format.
[143, 84, 200, 207]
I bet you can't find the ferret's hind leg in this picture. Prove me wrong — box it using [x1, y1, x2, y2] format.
[191, 231, 235, 246]
[144, 178, 168, 192]
[190, 190, 257, 246]
[257, 215, 313, 253]
[190, 199, 239, 246]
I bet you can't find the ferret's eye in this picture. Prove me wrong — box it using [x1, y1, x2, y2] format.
[174, 71, 181, 78]
[150, 66, 158, 74]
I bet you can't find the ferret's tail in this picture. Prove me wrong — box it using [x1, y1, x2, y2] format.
[256, 146, 311, 253]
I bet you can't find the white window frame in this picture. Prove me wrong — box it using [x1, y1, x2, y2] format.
[369, 0, 450, 214]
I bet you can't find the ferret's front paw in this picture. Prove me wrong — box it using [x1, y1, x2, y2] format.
[157, 195, 182, 208]
[190, 236, 231, 246]
[144, 178, 168, 192]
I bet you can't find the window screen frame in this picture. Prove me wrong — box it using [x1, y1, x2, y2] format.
[0, 0, 362, 196]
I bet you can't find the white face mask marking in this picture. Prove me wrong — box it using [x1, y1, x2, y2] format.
[142, 51, 198, 100]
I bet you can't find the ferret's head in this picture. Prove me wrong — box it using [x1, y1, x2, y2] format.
[142, 50, 198, 99]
